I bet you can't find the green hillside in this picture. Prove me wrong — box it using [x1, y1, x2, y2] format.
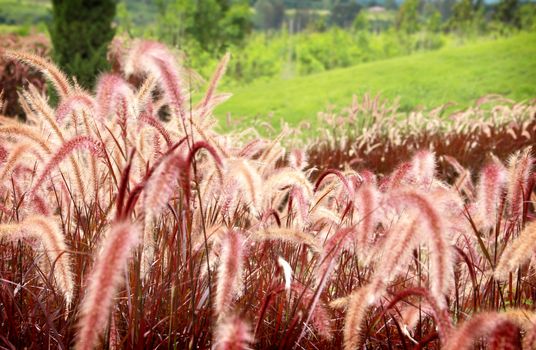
[217, 33, 536, 129]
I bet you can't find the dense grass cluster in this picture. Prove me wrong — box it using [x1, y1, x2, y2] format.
[0, 33, 49, 117]
[308, 93, 536, 178]
[0, 41, 535, 349]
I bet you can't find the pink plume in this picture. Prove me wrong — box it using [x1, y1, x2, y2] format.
[55, 93, 97, 124]
[475, 162, 507, 231]
[30, 135, 103, 198]
[75, 221, 140, 350]
[215, 230, 245, 316]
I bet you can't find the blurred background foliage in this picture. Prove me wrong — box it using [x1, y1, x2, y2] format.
[108, 0, 536, 86]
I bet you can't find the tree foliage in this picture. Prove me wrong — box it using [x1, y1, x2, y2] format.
[48, 0, 116, 89]
[156, 0, 252, 54]
[329, 1, 362, 27]
[254, 0, 286, 30]
[396, 0, 421, 34]
[494, 0, 520, 28]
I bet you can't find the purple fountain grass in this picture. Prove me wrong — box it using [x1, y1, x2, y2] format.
[309, 206, 341, 227]
[444, 155, 475, 199]
[443, 312, 516, 350]
[367, 217, 420, 302]
[315, 226, 356, 284]
[199, 52, 230, 115]
[224, 158, 263, 216]
[288, 149, 308, 171]
[0, 215, 73, 304]
[143, 148, 185, 217]
[183, 140, 224, 205]
[264, 168, 313, 199]
[124, 40, 187, 120]
[372, 287, 453, 341]
[252, 227, 321, 252]
[475, 162, 507, 231]
[20, 88, 98, 205]
[75, 220, 140, 350]
[215, 230, 245, 317]
[290, 281, 333, 340]
[1, 49, 71, 99]
[409, 150, 437, 188]
[139, 110, 172, 146]
[257, 281, 333, 341]
[489, 321, 523, 349]
[0, 142, 34, 183]
[30, 135, 103, 200]
[343, 286, 373, 350]
[135, 75, 157, 111]
[506, 147, 533, 220]
[288, 186, 309, 227]
[0, 142, 7, 163]
[33, 193, 53, 216]
[95, 73, 136, 121]
[55, 92, 96, 124]
[0, 124, 52, 155]
[494, 220, 536, 280]
[3, 35, 536, 349]
[20, 84, 65, 140]
[380, 161, 412, 191]
[236, 139, 267, 159]
[220, 179, 239, 218]
[387, 190, 454, 307]
[214, 316, 253, 350]
[277, 256, 292, 292]
[314, 168, 353, 197]
[524, 321, 536, 349]
[354, 183, 381, 248]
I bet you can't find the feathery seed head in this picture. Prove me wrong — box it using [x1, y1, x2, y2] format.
[215, 230, 245, 317]
[388, 190, 454, 306]
[475, 162, 507, 231]
[495, 220, 536, 280]
[76, 221, 140, 350]
[55, 93, 96, 124]
[506, 147, 533, 220]
[214, 316, 253, 350]
[96, 73, 137, 120]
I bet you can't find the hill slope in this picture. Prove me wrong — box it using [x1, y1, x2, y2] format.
[217, 33, 536, 128]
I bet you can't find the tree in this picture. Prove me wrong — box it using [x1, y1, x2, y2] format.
[447, 0, 484, 35]
[254, 0, 285, 30]
[352, 11, 369, 32]
[396, 0, 421, 34]
[384, 0, 398, 11]
[157, 0, 252, 53]
[48, 0, 116, 89]
[329, 1, 362, 27]
[518, 3, 536, 31]
[427, 10, 442, 33]
[494, 0, 520, 27]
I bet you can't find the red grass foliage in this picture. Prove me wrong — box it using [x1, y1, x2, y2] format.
[0, 33, 49, 117]
[307, 94, 536, 181]
[0, 41, 535, 349]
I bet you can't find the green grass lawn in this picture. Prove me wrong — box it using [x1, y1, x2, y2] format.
[216, 32, 536, 129]
[0, 0, 50, 25]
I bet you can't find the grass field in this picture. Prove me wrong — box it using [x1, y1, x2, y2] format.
[217, 32, 536, 129]
[0, 0, 50, 24]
